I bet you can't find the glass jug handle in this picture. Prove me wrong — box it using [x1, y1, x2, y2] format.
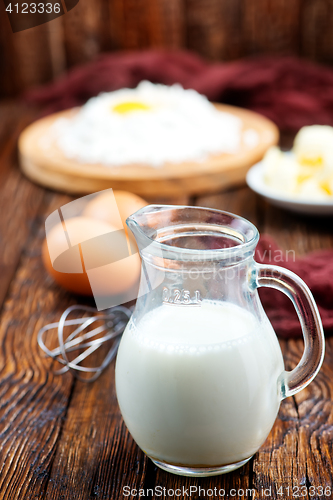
[253, 263, 325, 400]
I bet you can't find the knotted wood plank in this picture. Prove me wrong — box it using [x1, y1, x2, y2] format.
[300, 0, 333, 63]
[0, 104, 44, 308]
[42, 362, 150, 499]
[0, 192, 77, 499]
[62, 0, 110, 66]
[3, 0, 333, 96]
[242, 0, 302, 56]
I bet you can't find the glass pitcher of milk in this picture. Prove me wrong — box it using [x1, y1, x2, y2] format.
[115, 205, 324, 477]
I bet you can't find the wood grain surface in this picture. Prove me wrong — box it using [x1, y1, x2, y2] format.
[1, 0, 333, 97]
[0, 101, 333, 499]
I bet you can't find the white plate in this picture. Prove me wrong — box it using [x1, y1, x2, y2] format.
[246, 161, 333, 215]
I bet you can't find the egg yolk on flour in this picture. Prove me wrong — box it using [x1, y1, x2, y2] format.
[112, 101, 151, 114]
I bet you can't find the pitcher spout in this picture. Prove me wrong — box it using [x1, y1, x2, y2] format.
[126, 204, 258, 263]
[126, 205, 164, 253]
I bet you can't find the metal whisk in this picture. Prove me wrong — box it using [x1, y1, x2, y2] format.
[37, 304, 132, 382]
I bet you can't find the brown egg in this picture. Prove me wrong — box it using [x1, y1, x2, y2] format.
[42, 216, 141, 297]
[83, 190, 148, 230]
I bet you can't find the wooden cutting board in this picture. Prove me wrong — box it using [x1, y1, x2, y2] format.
[18, 104, 279, 197]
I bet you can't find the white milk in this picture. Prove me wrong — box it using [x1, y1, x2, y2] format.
[115, 301, 284, 467]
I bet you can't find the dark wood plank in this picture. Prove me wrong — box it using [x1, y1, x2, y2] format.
[295, 338, 333, 492]
[42, 359, 150, 499]
[197, 186, 260, 228]
[0, 191, 78, 499]
[47, 17, 67, 79]
[185, 0, 225, 61]
[157, 0, 185, 49]
[3, 0, 333, 95]
[110, 0, 183, 50]
[0, 104, 46, 308]
[218, 0, 243, 61]
[0, 102, 26, 157]
[0, 103, 83, 498]
[10, 24, 53, 93]
[259, 199, 333, 255]
[62, 0, 111, 67]
[300, 0, 333, 64]
[242, 0, 302, 57]
[186, 0, 244, 61]
[0, 4, 17, 97]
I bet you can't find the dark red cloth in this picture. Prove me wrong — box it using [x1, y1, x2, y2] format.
[25, 50, 333, 131]
[255, 235, 333, 338]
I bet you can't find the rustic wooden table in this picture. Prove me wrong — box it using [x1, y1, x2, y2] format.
[1, 102, 333, 500]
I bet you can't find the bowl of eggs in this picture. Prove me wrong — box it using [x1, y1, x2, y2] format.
[42, 190, 148, 306]
[246, 125, 333, 215]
